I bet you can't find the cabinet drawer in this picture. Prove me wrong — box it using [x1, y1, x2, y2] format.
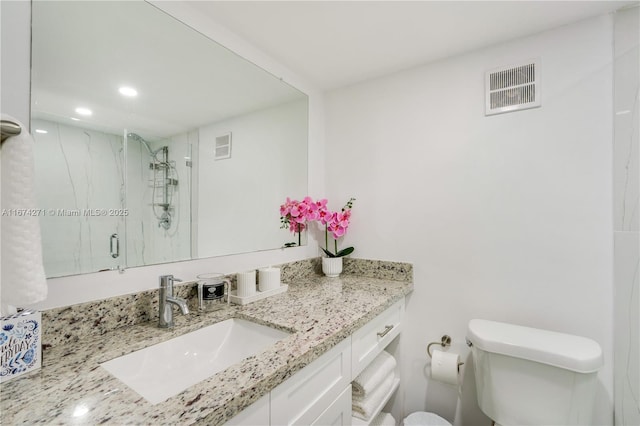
[351, 299, 404, 378]
[311, 384, 352, 426]
[271, 337, 351, 426]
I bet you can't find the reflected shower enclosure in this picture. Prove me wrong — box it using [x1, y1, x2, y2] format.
[32, 122, 192, 277]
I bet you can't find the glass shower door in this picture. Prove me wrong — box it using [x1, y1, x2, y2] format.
[32, 120, 125, 277]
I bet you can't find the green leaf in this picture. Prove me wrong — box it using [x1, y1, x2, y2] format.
[322, 248, 338, 258]
[335, 247, 354, 257]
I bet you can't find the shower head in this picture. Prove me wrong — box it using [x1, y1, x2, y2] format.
[126, 132, 145, 142]
[126, 132, 154, 156]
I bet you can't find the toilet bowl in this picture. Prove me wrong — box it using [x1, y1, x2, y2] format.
[404, 411, 451, 426]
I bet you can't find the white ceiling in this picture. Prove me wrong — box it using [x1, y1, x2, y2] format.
[187, 1, 637, 91]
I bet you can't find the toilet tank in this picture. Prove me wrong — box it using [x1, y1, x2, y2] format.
[466, 319, 603, 426]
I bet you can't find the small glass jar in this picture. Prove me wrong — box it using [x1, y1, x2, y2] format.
[196, 273, 230, 312]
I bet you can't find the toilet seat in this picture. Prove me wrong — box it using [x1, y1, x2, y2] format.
[403, 412, 452, 426]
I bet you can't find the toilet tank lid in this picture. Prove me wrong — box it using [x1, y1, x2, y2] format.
[467, 319, 603, 373]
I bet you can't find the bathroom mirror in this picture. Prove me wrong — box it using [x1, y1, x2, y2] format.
[30, 1, 308, 278]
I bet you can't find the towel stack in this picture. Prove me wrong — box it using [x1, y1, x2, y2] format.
[352, 351, 397, 421]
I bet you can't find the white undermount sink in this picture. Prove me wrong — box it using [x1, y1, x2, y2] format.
[100, 318, 290, 404]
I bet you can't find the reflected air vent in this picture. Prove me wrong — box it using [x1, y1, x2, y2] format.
[485, 59, 540, 116]
[214, 132, 232, 160]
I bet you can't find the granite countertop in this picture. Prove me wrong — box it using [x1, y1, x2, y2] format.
[0, 273, 412, 425]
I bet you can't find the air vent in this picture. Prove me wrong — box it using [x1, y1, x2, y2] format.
[214, 132, 232, 160]
[485, 59, 540, 116]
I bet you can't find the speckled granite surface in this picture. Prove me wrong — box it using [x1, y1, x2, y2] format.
[0, 259, 412, 425]
[40, 258, 412, 347]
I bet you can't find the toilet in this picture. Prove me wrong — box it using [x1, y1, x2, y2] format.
[466, 319, 603, 426]
[403, 411, 451, 426]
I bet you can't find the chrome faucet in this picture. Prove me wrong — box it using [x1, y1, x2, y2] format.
[158, 274, 189, 328]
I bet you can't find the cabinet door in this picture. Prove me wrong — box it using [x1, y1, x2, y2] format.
[271, 337, 351, 426]
[225, 393, 269, 426]
[311, 385, 352, 426]
[352, 299, 404, 378]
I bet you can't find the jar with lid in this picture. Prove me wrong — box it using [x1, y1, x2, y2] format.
[196, 273, 230, 312]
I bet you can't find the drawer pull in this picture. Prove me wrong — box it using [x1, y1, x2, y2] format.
[377, 325, 394, 338]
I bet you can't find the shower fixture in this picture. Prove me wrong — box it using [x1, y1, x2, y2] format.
[127, 132, 165, 158]
[127, 132, 179, 230]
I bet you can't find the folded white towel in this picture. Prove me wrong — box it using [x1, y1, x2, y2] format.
[352, 372, 395, 421]
[353, 350, 397, 398]
[1, 115, 47, 313]
[371, 411, 396, 426]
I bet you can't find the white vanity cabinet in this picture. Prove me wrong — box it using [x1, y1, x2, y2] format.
[225, 393, 270, 426]
[310, 385, 353, 426]
[225, 298, 405, 426]
[271, 337, 352, 425]
[351, 299, 404, 377]
[351, 299, 404, 425]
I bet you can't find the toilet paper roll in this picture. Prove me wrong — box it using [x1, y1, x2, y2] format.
[258, 267, 280, 292]
[431, 350, 460, 385]
[236, 270, 256, 297]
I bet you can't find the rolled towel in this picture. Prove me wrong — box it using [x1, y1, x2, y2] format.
[352, 350, 397, 398]
[352, 372, 395, 421]
[371, 411, 396, 426]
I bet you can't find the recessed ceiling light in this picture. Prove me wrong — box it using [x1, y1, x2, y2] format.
[35, 129, 48, 134]
[70, 117, 80, 121]
[118, 86, 138, 97]
[75, 107, 92, 116]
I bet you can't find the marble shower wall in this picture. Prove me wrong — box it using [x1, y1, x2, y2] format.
[33, 119, 125, 277]
[613, 5, 640, 426]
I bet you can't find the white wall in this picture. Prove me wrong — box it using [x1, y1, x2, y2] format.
[197, 99, 308, 257]
[613, 5, 640, 426]
[1, 1, 325, 310]
[326, 15, 614, 425]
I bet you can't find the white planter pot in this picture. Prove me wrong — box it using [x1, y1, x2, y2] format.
[322, 257, 343, 278]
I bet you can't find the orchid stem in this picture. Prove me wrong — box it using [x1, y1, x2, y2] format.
[325, 224, 329, 253]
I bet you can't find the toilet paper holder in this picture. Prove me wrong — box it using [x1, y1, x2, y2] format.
[427, 335, 452, 358]
[427, 334, 464, 368]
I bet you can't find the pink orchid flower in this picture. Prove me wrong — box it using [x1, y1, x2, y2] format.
[281, 196, 355, 256]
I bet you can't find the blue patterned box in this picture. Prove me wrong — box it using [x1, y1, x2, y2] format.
[0, 310, 41, 382]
